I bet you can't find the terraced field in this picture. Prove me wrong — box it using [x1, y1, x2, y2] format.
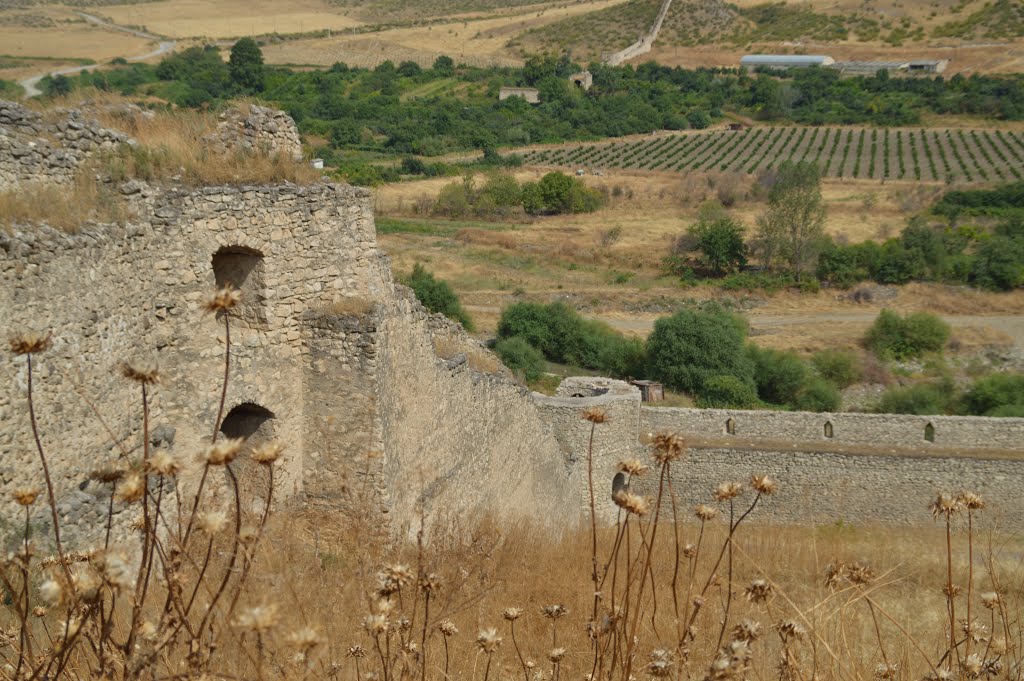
[520, 126, 1024, 183]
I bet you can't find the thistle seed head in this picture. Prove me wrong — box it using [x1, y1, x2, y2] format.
[252, 441, 284, 465]
[115, 473, 145, 504]
[957, 492, 985, 511]
[582, 408, 607, 424]
[930, 492, 962, 519]
[981, 592, 999, 610]
[548, 648, 567, 663]
[731, 619, 761, 642]
[612, 490, 650, 516]
[649, 432, 685, 463]
[12, 487, 41, 506]
[475, 627, 502, 654]
[502, 607, 523, 622]
[346, 645, 367, 659]
[750, 474, 778, 496]
[148, 451, 181, 477]
[744, 580, 774, 604]
[438, 619, 458, 637]
[235, 604, 279, 633]
[694, 504, 718, 521]
[196, 510, 229, 534]
[288, 627, 324, 652]
[8, 331, 51, 355]
[617, 458, 649, 476]
[203, 285, 241, 313]
[204, 438, 244, 466]
[120, 360, 160, 385]
[714, 482, 743, 502]
[542, 604, 568, 619]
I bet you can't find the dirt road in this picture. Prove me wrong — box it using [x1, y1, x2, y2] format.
[19, 12, 176, 97]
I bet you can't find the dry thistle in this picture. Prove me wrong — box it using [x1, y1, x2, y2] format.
[957, 491, 985, 511]
[8, 331, 52, 355]
[363, 614, 388, 635]
[875, 663, 899, 680]
[581, 407, 607, 424]
[650, 432, 685, 462]
[648, 649, 674, 678]
[196, 510, 229, 534]
[252, 441, 284, 465]
[419, 572, 442, 594]
[750, 474, 778, 496]
[962, 654, 983, 679]
[115, 473, 145, 503]
[776, 620, 806, 642]
[732, 620, 762, 642]
[438, 619, 458, 637]
[148, 451, 181, 477]
[542, 604, 568, 619]
[236, 604, 279, 633]
[204, 438, 244, 466]
[11, 486, 41, 506]
[930, 492, 962, 518]
[38, 577, 66, 606]
[476, 628, 502, 654]
[548, 648, 567, 663]
[682, 543, 698, 558]
[612, 490, 651, 516]
[980, 592, 999, 609]
[744, 580, 774, 604]
[694, 504, 718, 521]
[288, 627, 324, 653]
[502, 607, 524, 622]
[346, 644, 367, 658]
[120, 359, 160, 385]
[90, 464, 125, 484]
[617, 458, 650, 476]
[377, 564, 414, 595]
[847, 562, 875, 586]
[203, 284, 241, 313]
[714, 482, 744, 502]
[32, 606, 46, 618]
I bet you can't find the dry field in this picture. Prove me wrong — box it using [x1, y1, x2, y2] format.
[0, 8, 151, 64]
[374, 169, 1024, 354]
[259, 0, 631, 68]
[96, 0, 365, 40]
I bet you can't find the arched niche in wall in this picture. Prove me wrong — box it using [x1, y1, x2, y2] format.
[219, 403, 275, 515]
[211, 246, 267, 329]
[824, 421, 834, 438]
[725, 418, 736, 435]
[924, 422, 935, 443]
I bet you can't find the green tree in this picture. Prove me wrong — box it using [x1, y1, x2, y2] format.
[432, 55, 455, 76]
[864, 309, 950, 360]
[748, 345, 807, 406]
[495, 336, 546, 382]
[755, 161, 827, 282]
[811, 349, 861, 388]
[405, 263, 473, 330]
[229, 38, 265, 92]
[971, 236, 1024, 291]
[696, 374, 759, 409]
[646, 305, 754, 395]
[960, 373, 1024, 416]
[689, 214, 747, 275]
[793, 377, 841, 413]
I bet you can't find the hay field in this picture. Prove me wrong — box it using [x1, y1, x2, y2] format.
[0, 9, 151, 63]
[97, 0, 365, 40]
[260, 0, 631, 68]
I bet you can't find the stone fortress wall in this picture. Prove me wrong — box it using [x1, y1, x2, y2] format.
[605, 0, 675, 66]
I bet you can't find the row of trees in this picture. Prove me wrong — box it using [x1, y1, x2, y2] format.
[433, 171, 604, 219]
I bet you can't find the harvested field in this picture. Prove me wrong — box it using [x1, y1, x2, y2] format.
[520, 126, 1024, 184]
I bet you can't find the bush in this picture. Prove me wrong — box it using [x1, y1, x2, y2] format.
[865, 309, 950, 360]
[696, 374, 760, 409]
[876, 383, 948, 415]
[792, 377, 841, 412]
[405, 263, 474, 330]
[960, 373, 1024, 416]
[522, 171, 604, 215]
[646, 305, 754, 395]
[971, 236, 1024, 291]
[494, 336, 546, 382]
[495, 302, 645, 378]
[812, 349, 862, 388]
[748, 345, 807, 406]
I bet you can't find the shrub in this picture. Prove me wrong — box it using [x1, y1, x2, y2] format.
[696, 374, 759, 409]
[876, 383, 948, 414]
[405, 263, 474, 330]
[960, 373, 1024, 416]
[689, 217, 747, 275]
[793, 377, 841, 413]
[970, 236, 1024, 291]
[865, 309, 950, 360]
[646, 305, 754, 395]
[812, 349, 862, 388]
[494, 336, 546, 382]
[748, 345, 807, 406]
[523, 171, 603, 215]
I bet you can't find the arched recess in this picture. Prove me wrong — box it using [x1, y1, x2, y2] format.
[219, 403, 275, 515]
[824, 421, 834, 438]
[211, 245, 267, 329]
[924, 422, 935, 443]
[725, 418, 736, 435]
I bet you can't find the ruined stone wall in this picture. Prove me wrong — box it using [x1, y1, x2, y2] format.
[0, 181, 388, 547]
[641, 407, 1024, 450]
[374, 288, 580, 534]
[663, 446, 1020, 527]
[532, 378, 641, 523]
[604, 0, 674, 66]
[0, 100, 130, 189]
[206, 104, 303, 161]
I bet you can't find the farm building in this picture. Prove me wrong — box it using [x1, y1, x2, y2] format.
[499, 86, 540, 104]
[570, 70, 593, 91]
[831, 59, 950, 76]
[740, 54, 835, 70]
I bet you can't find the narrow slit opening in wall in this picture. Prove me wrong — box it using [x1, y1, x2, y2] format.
[219, 403, 275, 515]
[924, 422, 935, 442]
[212, 246, 267, 329]
[824, 421, 833, 438]
[725, 418, 736, 435]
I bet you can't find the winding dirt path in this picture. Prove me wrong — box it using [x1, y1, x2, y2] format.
[19, 12, 176, 97]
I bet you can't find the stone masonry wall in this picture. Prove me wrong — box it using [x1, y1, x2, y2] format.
[206, 104, 303, 161]
[605, 0, 674, 66]
[374, 288, 580, 534]
[641, 407, 1024, 449]
[1, 181, 388, 548]
[533, 378, 642, 523]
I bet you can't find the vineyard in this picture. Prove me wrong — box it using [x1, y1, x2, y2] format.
[519, 126, 1024, 183]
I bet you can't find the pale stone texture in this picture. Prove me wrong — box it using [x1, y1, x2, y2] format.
[205, 104, 303, 161]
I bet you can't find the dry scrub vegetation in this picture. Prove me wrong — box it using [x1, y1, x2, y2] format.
[2, 284, 1023, 681]
[2, 96, 320, 232]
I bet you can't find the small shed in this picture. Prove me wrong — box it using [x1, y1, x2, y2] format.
[311, 158, 324, 170]
[498, 86, 540, 104]
[906, 59, 948, 74]
[570, 70, 593, 91]
[630, 380, 664, 403]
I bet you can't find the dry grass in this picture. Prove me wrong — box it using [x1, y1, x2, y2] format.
[313, 296, 377, 317]
[0, 175, 132, 232]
